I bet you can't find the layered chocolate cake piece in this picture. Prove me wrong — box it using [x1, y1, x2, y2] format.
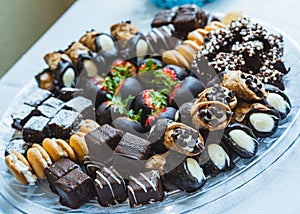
[94, 166, 127, 207]
[113, 133, 151, 176]
[127, 170, 164, 207]
[22, 116, 50, 143]
[85, 124, 123, 164]
[45, 158, 79, 192]
[64, 96, 94, 119]
[48, 110, 83, 139]
[54, 167, 95, 209]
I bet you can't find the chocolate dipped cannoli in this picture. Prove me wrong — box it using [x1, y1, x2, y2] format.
[79, 29, 120, 65]
[233, 102, 280, 137]
[263, 84, 291, 119]
[221, 70, 266, 101]
[223, 123, 259, 158]
[195, 84, 238, 109]
[65, 42, 106, 77]
[191, 101, 233, 131]
[163, 121, 205, 156]
[199, 143, 234, 177]
[43, 51, 77, 88]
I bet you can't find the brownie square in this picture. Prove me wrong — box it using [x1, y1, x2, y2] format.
[127, 170, 164, 207]
[36, 97, 64, 118]
[5, 138, 33, 156]
[151, 10, 175, 28]
[54, 168, 95, 209]
[85, 124, 123, 164]
[48, 110, 83, 139]
[113, 133, 151, 176]
[23, 88, 52, 107]
[22, 116, 50, 143]
[64, 96, 94, 119]
[11, 104, 35, 130]
[94, 166, 127, 207]
[45, 158, 79, 193]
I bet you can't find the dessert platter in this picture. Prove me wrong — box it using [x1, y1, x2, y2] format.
[0, 4, 300, 213]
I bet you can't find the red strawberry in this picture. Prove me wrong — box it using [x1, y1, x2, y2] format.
[110, 59, 136, 78]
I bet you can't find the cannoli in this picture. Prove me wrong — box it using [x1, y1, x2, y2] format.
[191, 101, 233, 131]
[221, 70, 266, 101]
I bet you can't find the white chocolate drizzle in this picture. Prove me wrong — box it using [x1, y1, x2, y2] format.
[127, 185, 138, 205]
[129, 175, 147, 192]
[96, 170, 116, 198]
[139, 172, 156, 191]
[103, 167, 121, 185]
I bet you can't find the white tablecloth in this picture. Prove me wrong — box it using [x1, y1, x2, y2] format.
[0, 0, 300, 213]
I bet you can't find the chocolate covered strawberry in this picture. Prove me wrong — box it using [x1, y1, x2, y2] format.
[110, 59, 137, 78]
[139, 58, 163, 73]
[131, 89, 168, 126]
[162, 65, 188, 81]
[114, 77, 143, 99]
[145, 107, 177, 128]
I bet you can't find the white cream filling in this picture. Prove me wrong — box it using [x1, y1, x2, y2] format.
[83, 60, 98, 77]
[229, 129, 255, 152]
[62, 68, 75, 87]
[267, 93, 290, 113]
[52, 139, 68, 157]
[10, 154, 37, 185]
[32, 148, 48, 168]
[249, 113, 275, 132]
[136, 40, 148, 57]
[99, 35, 116, 53]
[207, 144, 230, 170]
[186, 158, 205, 183]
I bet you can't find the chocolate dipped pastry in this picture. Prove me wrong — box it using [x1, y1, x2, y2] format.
[223, 123, 259, 158]
[35, 68, 55, 91]
[256, 68, 285, 90]
[233, 102, 280, 137]
[123, 32, 149, 66]
[47, 110, 83, 139]
[79, 29, 119, 58]
[163, 157, 206, 193]
[196, 85, 238, 109]
[110, 21, 140, 47]
[221, 70, 266, 101]
[85, 124, 123, 164]
[264, 84, 291, 119]
[65, 42, 106, 78]
[146, 24, 180, 56]
[57, 87, 84, 102]
[127, 170, 164, 207]
[208, 52, 246, 73]
[22, 116, 50, 143]
[164, 122, 204, 156]
[199, 143, 234, 177]
[113, 133, 151, 176]
[191, 101, 232, 131]
[63, 96, 94, 119]
[44, 51, 77, 88]
[151, 4, 208, 40]
[94, 166, 127, 207]
[54, 167, 95, 209]
[11, 104, 35, 130]
[45, 158, 79, 193]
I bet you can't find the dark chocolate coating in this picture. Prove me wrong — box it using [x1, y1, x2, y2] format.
[22, 116, 50, 143]
[54, 168, 95, 209]
[163, 157, 206, 193]
[164, 64, 188, 80]
[54, 59, 77, 88]
[115, 77, 143, 99]
[57, 87, 84, 102]
[45, 158, 79, 193]
[113, 117, 145, 137]
[94, 166, 127, 207]
[177, 102, 194, 127]
[223, 123, 258, 158]
[245, 105, 280, 138]
[85, 125, 123, 164]
[128, 170, 164, 207]
[47, 110, 83, 139]
[83, 156, 105, 180]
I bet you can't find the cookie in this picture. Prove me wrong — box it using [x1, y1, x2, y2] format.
[79, 119, 100, 134]
[70, 132, 88, 163]
[27, 144, 52, 179]
[5, 151, 37, 185]
[42, 138, 77, 162]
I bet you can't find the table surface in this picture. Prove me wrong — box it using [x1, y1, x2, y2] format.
[0, 0, 300, 213]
